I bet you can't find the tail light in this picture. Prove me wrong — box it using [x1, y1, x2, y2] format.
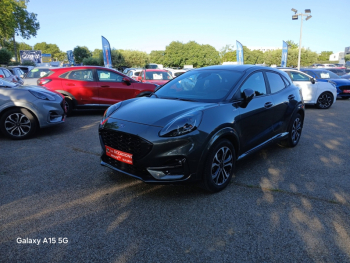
[37, 79, 52, 86]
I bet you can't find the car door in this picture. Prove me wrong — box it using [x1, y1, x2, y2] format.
[288, 71, 318, 103]
[265, 71, 293, 134]
[97, 69, 135, 105]
[61, 69, 98, 105]
[236, 71, 275, 153]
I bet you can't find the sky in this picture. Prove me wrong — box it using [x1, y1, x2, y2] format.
[22, 0, 350, 55]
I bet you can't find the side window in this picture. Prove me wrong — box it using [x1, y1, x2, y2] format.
[266, 72, 285, 93]
[240, 72, 267, 97]
[135, 72, 140, 76]
[282, 76, 291, 86]
[127, 71, 133, 77]
[97, 70, 123, 82]
[67, 70, 94, 81]
[3, 69, 11, 77]
[304, 70, 316, 78]
[141, 71, 145, 79]
[289, 71, 310, 81]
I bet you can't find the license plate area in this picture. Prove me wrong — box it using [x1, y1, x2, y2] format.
[105, 145, 133, 165]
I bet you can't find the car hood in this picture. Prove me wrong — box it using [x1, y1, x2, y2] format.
[108, 97, 217, 127]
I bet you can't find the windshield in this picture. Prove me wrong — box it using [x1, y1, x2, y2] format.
[26, 68, 51, 78]
[145, 71, 172, 80]
[155, 69, 243, 102]
[0, 79, 17, 88]
[315, 70, 340, 79]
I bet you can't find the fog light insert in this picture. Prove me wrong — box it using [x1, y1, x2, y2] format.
[147, 169, 184, 180]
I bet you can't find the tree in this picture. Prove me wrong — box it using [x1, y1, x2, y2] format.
[82, 57, 100, 66]
[120, 50, 149, 67]
[318, 51, 333, 61]
[0, 48, 13, 64]
[34, 42, 61, 59]
[92, 49, 102, 58]
[285, 40, 298, 49]
[73, 46, 91, 64]
[149, 50, 165, 64]
[219, 44, 234, 62]
[345, 54, 350, 62]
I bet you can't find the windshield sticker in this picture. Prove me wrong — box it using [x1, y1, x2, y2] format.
[153, 73, 163, 80]
[31, 68, 39, 72]
[40, 72, 47, 77]
[320, 73, 330, 79]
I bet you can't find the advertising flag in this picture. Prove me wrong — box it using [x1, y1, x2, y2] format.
[102, 36, 113, 68]
[20, 50, 42, 64]
[281, 41, 288, 67]
[236, 41, 244, 65]
[67, 50, 75, 65]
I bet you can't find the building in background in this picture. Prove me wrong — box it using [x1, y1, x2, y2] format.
[329, 51, 345, 64]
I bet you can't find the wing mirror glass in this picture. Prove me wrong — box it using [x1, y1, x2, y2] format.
[122, 77, 131, 86]
[240, 89, 255, 108]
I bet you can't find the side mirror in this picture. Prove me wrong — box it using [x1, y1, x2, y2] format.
[310, 77, 316, 84]
[122, 77, 131, 86]
[137, 76, 142, 81]
[240, 89, 255, 108]
[0, 75, 4, 79]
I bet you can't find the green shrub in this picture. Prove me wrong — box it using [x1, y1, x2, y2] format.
[21, 60, 36, 66]
[0, 49, 13, 64]
[82, 57, 100, 66]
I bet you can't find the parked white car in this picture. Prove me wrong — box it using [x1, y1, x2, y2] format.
[280, 68, 337, 109]
[127, 69, 142, 80]
[167, 69, 186, 78]
[23, 67, 54, 85]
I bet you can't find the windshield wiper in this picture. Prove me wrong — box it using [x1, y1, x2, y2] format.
[173, 97, 197, 102]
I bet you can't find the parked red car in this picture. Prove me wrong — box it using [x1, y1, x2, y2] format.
[37, 66, 158, 114]
[137, 69, 173, 85]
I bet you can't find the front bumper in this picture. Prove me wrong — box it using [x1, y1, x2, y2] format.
[35, 97, 66, 128]
[99, 118, 205, 183]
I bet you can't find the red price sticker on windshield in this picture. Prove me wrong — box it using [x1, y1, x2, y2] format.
[105, 146, 133, 165]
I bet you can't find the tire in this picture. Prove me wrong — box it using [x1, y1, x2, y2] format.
[0, 108, 38, 140]
[64, 96, 73, 116]
[316, 92, 333, 109]
[201, 139, 236, 193]
[279, 113, 303, 148]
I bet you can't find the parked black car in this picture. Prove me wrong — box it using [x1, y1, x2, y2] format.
[99, 65, 305, 192]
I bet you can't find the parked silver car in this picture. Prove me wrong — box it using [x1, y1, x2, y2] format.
[0, 79, 66, 139]
[23, 67, 53, 86]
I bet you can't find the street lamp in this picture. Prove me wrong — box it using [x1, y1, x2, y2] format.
[291, 8, 312, 70]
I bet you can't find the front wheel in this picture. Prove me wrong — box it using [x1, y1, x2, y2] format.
[0, 108, 38, 140]
[201, 139, 236, 193]
[316, 92, 333, 109]
[279, 113, 303, 148]
[64, 97, 73, 116]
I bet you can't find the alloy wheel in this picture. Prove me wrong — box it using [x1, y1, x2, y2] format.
[211, 146, 233, 186]
[5, 113, 31, 137]
[291, 117, 302, 144]
[317, 93, 332, 108]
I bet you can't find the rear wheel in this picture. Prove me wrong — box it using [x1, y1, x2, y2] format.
[201, 139, 235, 193]
[0, 108, 38, 140]
[279, 113, 303, 148]
[316, 92, 333, 109]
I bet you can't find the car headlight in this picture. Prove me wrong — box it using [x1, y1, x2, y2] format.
[29, 90, 55, 101]
[328, 80, 337, 88]
[100, 102, 122, 125]
[159, 111, 203, 137]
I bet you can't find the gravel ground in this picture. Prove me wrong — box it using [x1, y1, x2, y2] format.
[1, 100, 350, 263]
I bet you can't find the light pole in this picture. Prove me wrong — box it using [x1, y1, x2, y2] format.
[291, 8, 312, 70]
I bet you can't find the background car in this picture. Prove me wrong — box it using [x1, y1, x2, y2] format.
[340, 74, 350, 80]
[137, 69, 173, 85]
[23, 67, 52, 85]
[280, 68, 337, 109]
[37, 66, 158, 114]
[99, 65, 305, 193]
[324, 68, 346, 76]
[0, 79, 66, 140]
[300, 68, 350, 99]
[8, 67, 25, 85]
[126, 69, 142, 80]
[7, 65, 34, 75]
[0, 67, 19, 83]
[167, 69, 187, 78]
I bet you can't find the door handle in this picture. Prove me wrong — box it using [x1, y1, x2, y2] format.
[288, 94, 295, 100]
[101, 85, 110, 88]
[264, 102, 273, 108]
[66, 83, 75, 86]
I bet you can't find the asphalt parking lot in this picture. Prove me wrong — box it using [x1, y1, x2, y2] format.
[1, 100, 350, 263]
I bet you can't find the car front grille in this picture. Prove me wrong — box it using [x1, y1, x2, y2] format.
[99, 129, 153, 160]
[339, 85, 350, 91]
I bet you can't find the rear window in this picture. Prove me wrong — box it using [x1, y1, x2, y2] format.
[26, 68, 51, 78]
[145, 71, 172, 80]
